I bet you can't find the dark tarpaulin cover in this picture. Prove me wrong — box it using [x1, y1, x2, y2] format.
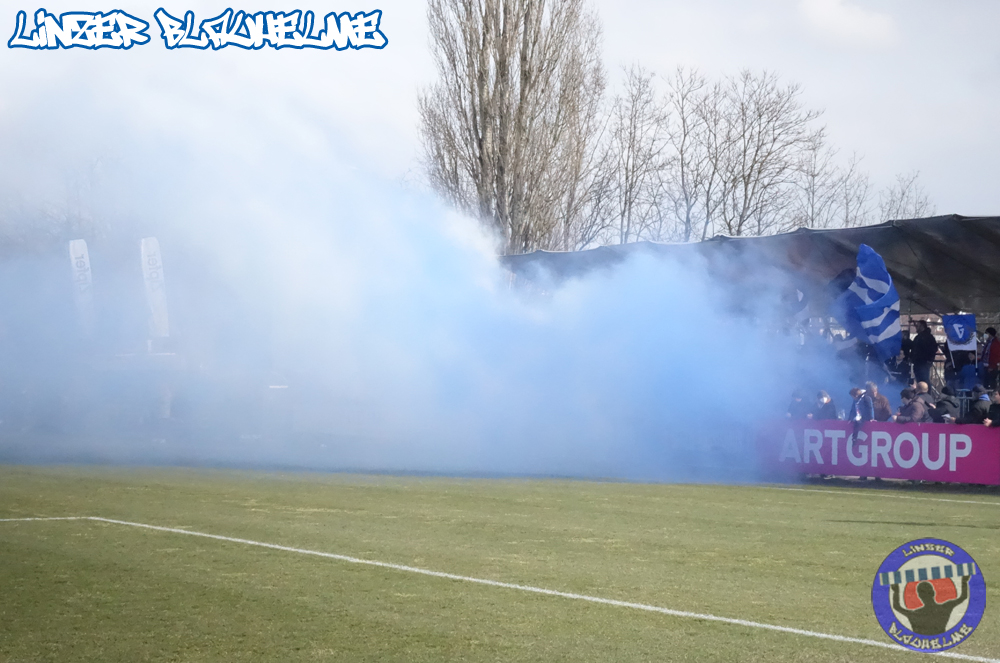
[500, 215, 1000, 316]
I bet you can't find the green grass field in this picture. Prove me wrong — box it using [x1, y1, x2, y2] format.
[1, 466, 998, 662]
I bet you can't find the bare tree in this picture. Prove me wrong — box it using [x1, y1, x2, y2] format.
[420, 5, 921, 252]
[595, 65, 669, 245]
[692, 79, 730, 240]
[838, 153, 875, 227]
[878, 170, 936, 221]
[547, 31, 608, 251]
[419, 0, 605, 255]
[788, 155, 936, 230]
[662, 67, 712, 242]
[569, 159, 614, 249]
[659, 69, 825, 241]
[715, 71, 823, 237]
[789, 132, 841, 229]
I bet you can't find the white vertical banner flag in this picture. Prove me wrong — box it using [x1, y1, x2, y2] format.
[140, 237, 169, 338]
[68, 239, 95, 335]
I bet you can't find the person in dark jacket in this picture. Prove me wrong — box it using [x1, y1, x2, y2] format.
[981, 327, 1000, 389]
[919, 380, 940, 399]
[984, 390, 1000, 428]
[961, 386, 992, 424]
[813, 391, 838, 420]
[847, 387, 874, 446]
[787, 388, 812, 419]
[915, 382, 937, 415]
[932, 386, 960, 423]
[865, 381, 892, 422]
[911, 321, 939, 384]
[886, 350, 912, 388]
[848, 387, 875, 422]
[901, 329, 913, 362]
[895, 388, 929, 423]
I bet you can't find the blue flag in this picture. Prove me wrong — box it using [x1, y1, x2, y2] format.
[942, 314, 976, 350]
[831, 245, 901, 362]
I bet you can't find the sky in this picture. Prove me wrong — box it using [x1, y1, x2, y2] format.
[2, 1, 999, 216]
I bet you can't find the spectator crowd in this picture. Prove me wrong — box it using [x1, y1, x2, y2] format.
[786, 322, 1000, 428]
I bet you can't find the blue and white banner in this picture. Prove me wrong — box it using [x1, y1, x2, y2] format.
[942, 314, 977, 352]
[831, 244, 901, 362]
[141, 237, 170, 338]
[68, 239, 95, 335]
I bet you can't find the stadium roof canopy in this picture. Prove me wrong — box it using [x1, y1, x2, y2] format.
[500, 215, 1000, 316]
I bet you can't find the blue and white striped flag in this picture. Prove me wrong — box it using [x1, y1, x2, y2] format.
[879, 562, 977, 586]
[832, 245, 902, 362]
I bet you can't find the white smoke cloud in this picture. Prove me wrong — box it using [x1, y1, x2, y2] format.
[0, 6, 850, 480]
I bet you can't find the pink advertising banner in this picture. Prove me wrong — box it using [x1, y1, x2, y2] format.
[757, 421, 1000, 485]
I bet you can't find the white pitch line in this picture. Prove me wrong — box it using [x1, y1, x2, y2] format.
[0, 516, 969, 662]
[0, 517, 89, 522]
[763, 486, 1000, 507]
